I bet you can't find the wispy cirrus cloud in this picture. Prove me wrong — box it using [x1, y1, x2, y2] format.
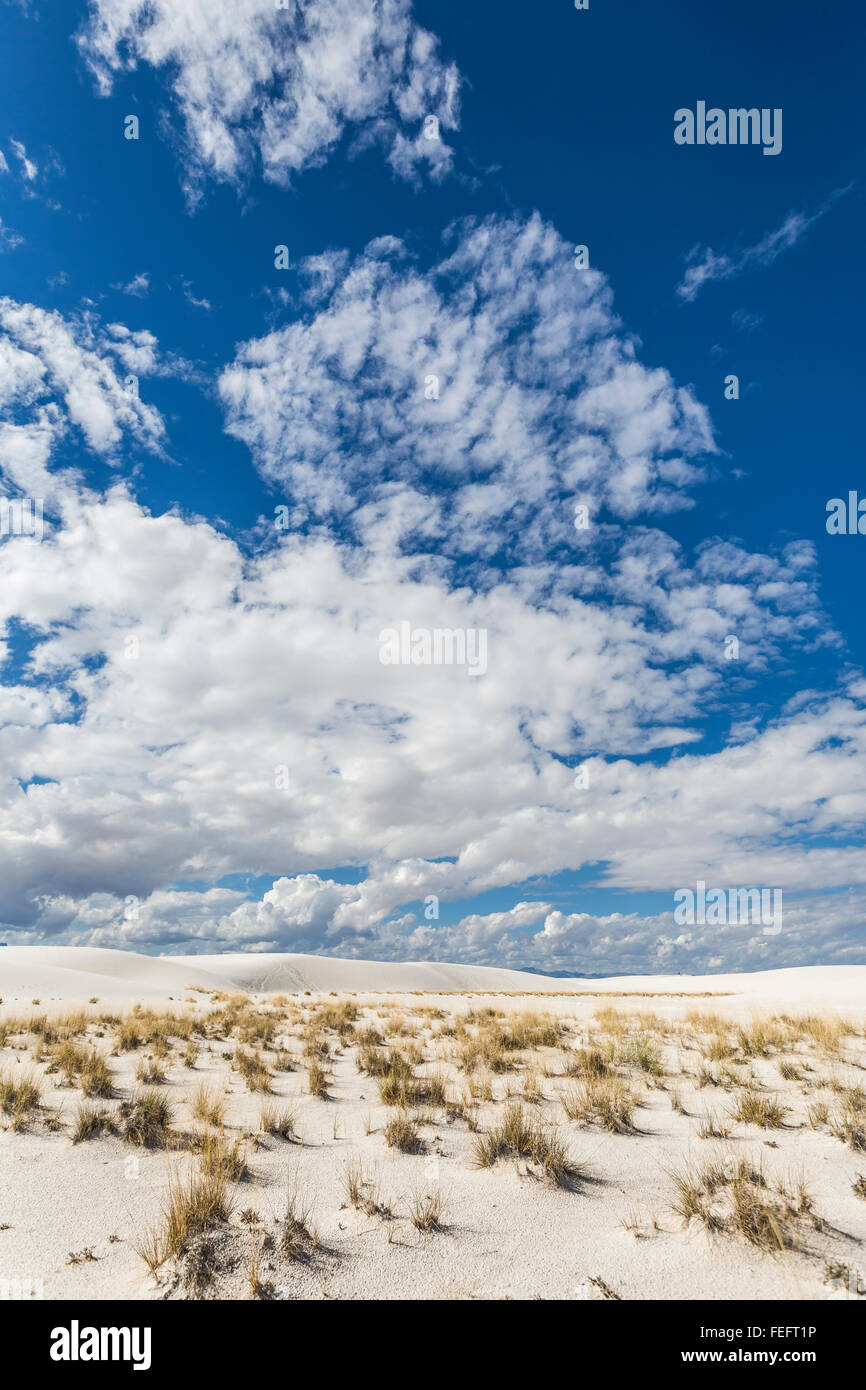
[0, 216, 23, 251]
[8, 136, 37, 181]
[676, 185, 853, 301]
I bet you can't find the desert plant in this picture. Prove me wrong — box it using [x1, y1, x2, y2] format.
[563, 1046, 609, 1079]
[191, 1084, 227, 1129]
[233, 1048, 271, 1094]
[472, 1101, 580, 1187]
[136, 1163, 233, 1271]
[731, 1089, 788, 1129]
[259, 1102, 298, 1140]
[199, 1130, 248, 1183]
[119, 1089, 174, 1146]
[0, 1068, 42, 1128]
[71, 1102, 114, 1143]
[560, 1075, 639, 1132]
[409, 1186, 444, 1232]
[696, 1108, 731, 1140]
[307, 1058, 329, 1099]
[280, 1168, 317, 1261]
[619, 1032, 663, 1077]
[384, 1111, 423, 1153]
[135, 1057, 166, 1086]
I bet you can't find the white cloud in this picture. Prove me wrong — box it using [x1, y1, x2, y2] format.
[221, 214, 717, 558]
[24, 874, 866, 975]
[0, 466, 850, 949]
[9, 137, 37, 181]
[677, 186, 852, 301]
[78, 0, 461, 199]
[113, 272, 150, 297]
[0, 249, 861, 972]
[0, 217, 23, 252]
[0, 298, 166, 460]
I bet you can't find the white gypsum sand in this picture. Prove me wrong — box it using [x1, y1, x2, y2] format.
[0, 947, 864, 1302]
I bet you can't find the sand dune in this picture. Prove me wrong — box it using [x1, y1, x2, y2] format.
[1, 946, 864, 1014]
[1, 946, 865, 1303]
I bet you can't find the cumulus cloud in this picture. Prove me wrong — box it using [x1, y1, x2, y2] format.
[221, 214, 716, 559]
[78, 0, 461, 199]
[23, 875, 866, 975]
[0, 462, 852, 952]
[0, 238, 861, 973]
[0, 298, 166, 464]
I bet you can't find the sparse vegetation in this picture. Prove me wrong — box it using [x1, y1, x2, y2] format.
[2, 990, 863, 1299]
[191, 1084, 227, 1129]
[135, 1163, 234, 1273]
[199, 1130, 248, 1183]
[560, 1075, 639, 1132]
[409, 1186, 445, 1231]
[135, 1057, 166, 1086]
[731, 1090, 788, 1129]
[259, 1102, 298, 1140]
[280, 1169, 317, 1261]
[385, 1110, 423, 1153]
[307, 1058, 329, 1099]
[72, 1102, 114, 1143]
[0, 1068, 42, 1128]
[119, 1089, 174, 1146]
[472, 1101, 581, 1187]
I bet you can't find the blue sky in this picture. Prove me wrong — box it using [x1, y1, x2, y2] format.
[0, 0, 864, 973]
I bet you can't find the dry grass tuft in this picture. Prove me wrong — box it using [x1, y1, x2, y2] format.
[409, 1186, 445, 1232]
[472, 1101, 581, 1187]
[135, 1057, 166, 1086]
[119, 1089, 174, 1146]
[667, 1153, 817, 1253]
[259, 1102, 298, 1140]
[384, 1110, 423, 1153]
[199, 1130, 248, 1183]
[560, 1075, 639, 1132]
[72, 1102, 114, 1143]
[280, 1168, 317, 1261]
[135, 1163, 234, 1274]
[233, 1048, 272, 1094]
[191, 1084, 227, 1129]
[731, 1089, 788, 1129]
[307, 1057, 329, 1099]
[0, 1068, 43, 1129]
